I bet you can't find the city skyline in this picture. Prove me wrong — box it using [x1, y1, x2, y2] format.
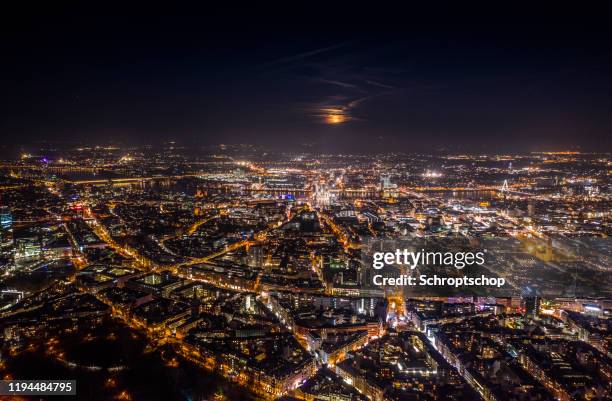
[0, 146, 609, 400]
[0, 8, 610, 401]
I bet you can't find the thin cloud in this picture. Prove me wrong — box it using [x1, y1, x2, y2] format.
[314, 78, 364, 91]
[259, 43, 348, 69]
[258, 42, 400, 125]
[365, 79, 395, 89]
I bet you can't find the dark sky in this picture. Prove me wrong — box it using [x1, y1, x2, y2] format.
[1, 6, 611, 153]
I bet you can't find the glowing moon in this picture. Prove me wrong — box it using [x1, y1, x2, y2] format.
[326, 114, 345, 124]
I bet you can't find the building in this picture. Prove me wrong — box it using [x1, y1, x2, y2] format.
[524, 296, 541, 318]
[0, 206, 14, 268]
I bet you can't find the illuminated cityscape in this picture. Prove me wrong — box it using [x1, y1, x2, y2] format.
[0, 147, 609, 400]
[0, 8, 611, 401]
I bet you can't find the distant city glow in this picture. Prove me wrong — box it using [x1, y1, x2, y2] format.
[422, 170, 442, 178]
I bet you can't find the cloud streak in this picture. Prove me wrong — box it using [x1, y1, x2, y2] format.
[259, 43, 400, 124]
[308, 71, 398, 124]
[258, 43, 349, 69]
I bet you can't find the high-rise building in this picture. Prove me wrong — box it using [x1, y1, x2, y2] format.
[0, 206, 15, 271]
[0, 206, 14, 253]
[247, 245, 263, 268]
[524, 296, 540, 318]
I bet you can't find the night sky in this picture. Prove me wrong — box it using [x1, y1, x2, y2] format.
[1, 7, 612, 153]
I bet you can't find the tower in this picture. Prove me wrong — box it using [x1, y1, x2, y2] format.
[527, 200, 535, 217]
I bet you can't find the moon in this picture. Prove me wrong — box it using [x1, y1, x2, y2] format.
[326, 114, 346, 124]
